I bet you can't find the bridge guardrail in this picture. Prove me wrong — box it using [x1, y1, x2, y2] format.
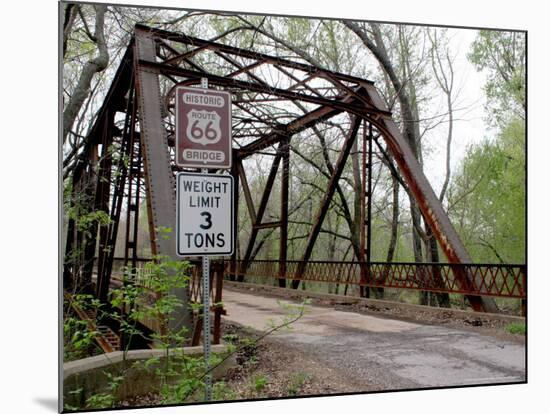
[223, 260, 526, 299]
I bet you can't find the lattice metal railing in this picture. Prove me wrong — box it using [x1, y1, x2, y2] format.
[224, 260, 526, 299]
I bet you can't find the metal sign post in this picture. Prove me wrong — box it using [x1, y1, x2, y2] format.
[175, 77, 234, 402]
[201, 77, 211, 402]
[201, 227, 212, 401]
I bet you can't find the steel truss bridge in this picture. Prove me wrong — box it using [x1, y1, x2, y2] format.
[63, 25, 526, 350]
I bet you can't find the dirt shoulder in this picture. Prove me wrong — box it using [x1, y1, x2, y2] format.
[222, 321, 368, 399]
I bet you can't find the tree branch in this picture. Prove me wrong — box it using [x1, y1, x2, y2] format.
[63, 5, 109, 144]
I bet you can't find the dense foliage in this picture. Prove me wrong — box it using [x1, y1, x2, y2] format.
[449, 30, 525, 264]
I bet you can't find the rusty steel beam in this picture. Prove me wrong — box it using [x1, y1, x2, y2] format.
[233, 101, 285, 130]
[237, 90, 381, 158]
[137, 55, 387, 162]
[253, 221, 283, 230]
[84, 112, 114, 294]
[292, 117, 361, 289]
[362, 84, 498, 313]
[86, 41, 134, 146]
[366, 123, 373, 266]
[274, 65, 325, 98]
[156, 38, 207, 74]
[237, 161, 257, 223]
[279, 137, 290, 288]
[138, 61, 391, 120]
[359, 122, 367, 296]
[97, 78, 138, 302]
[163, 43, 211, 66]
[227, 59, 267, 78]
[230, 151, 240, 282]
[78, 156, 98, 290]
[239, 105, 344, 157]
[239, 142, 284, 279]
[137, 24, 373, 86]
[134, 27, 192, 332]
[360, 122, 375, 297]
[214, 51, 268, 86]
[123, 93, 142, 272]
[63, 159, 86, 290]
[67, 42, 135, 294]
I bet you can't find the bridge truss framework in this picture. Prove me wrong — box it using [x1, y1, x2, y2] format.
[63, 25, 526, 345]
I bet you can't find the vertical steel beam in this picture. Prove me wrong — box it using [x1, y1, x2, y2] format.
[82, 114, 113, 293]
[359, 122, 367, 297]
[364, 122, 375, 296]
[134, 26, 191, 333]
[239, 142, 284, 280]
[366, 122, 373, 266]
[63, 160, 85, 290]
[237, 161, 257, 223]
[292, 117, 361, 289]
[124, 134, 143, 273]
[230, 150, 240, 282]
[279, 137, 290, 288]
[80, 152, 98, 290]
[359, 122, 374, 298]
[123, 95, 141, 273]
[213, 262, 224, 344]
[95, 111, 115, 297]
[98, 80, 136, 302]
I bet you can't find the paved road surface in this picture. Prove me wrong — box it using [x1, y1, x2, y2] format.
[221, 288, 525, 391]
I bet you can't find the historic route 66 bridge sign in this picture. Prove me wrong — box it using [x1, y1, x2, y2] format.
[176, 86, 232, 169]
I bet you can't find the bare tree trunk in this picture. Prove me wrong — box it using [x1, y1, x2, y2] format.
[343, 22, 419, 157]
[343, 21, 425, 263]
[351, 138, 369, 297]
[372, 174, 400, 300]
[327, 226, 337, 294]
[290, 102, 362, 268]
[63, 3, 78, 58]
[63, 5, 109, 144]
[425, 227, 450, 307]
[386, 175, 400, 263]
[421, 29, 457, 308]
[344, 22, 440, 306]
[398, 27, 433, 304]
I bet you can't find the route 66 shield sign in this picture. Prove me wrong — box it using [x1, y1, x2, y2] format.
[186, 110, 222, 146]
[176, 86, 232, 169]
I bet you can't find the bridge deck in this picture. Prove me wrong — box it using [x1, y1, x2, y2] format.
[221, 286, 525, 390]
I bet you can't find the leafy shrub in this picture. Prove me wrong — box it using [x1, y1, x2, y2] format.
[506, 322, 526, 335]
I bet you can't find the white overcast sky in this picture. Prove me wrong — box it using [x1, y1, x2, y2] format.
[423, 27, 491, 191]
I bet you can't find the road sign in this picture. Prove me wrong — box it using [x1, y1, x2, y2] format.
[176, 172, 234, 256]
[176, 86, 232, 169]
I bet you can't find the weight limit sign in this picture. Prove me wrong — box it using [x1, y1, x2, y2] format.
[176, 172, 234, 256]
